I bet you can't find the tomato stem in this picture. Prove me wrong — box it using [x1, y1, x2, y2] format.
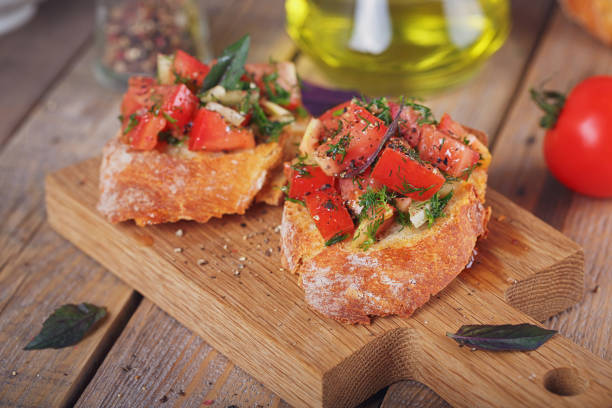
[529, 88, 566, 129]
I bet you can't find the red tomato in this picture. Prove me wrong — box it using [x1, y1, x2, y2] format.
[438, 113, 468, 140]
[319, 101, 352, 130]
[314, 103, 388, 176]
[289, 166, 335, 200]
[418, 125, 480, 178]
[245, 62, 302, 110]
[160, 84, 199, 131]
[338, 168, 382, 213]
[389, 102, 422, 147]
[371, 147, 445, 201]
[127, 113, 166, 150]
[304, 190, 355, 241]
[188, 108, 255, 152]
[121, 76, 156, 117]
[171, 50, 210, 90]
[535, 76, 612, 197]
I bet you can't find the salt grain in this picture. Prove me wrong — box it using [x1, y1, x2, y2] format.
[238, 256, 246, 261]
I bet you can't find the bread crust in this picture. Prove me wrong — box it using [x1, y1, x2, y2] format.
[281, 167, 490, 324]
[97, 132, 282, 226]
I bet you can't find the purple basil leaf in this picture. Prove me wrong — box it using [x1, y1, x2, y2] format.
[300, 80, 360, 117]
[24, 303, 107, 350]
[446, 323, 557, 351]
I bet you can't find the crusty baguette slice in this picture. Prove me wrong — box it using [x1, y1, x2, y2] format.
[97, 132, 282, 226]
[281, 167, 490, 324]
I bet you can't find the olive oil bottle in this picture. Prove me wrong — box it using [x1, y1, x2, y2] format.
[286, 0, 510, 95]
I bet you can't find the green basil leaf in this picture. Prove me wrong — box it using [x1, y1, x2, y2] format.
[24, 303, 107, 350]
[201, 34, 250, 92]
[446, 323, 557, 351]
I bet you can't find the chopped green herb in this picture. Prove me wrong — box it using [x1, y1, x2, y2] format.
[117, 114, 124, 123]
[325, 232, 349, 246]
[354, 96, 392, 125]
[358, 186, 392, 220]
[360, 216, 384, 250]
[295, 105, 309, 118]
[279, 185, 305, 207]
[406, 101, 437, 125]
[262, 72, 291, 106]
[123, 114, 139, 135]
[251, 103, 292, 142]
[396, 210, 412, 230]
[332, 107, 344, 117]
[158, 131, 183, 146]
[326, 133, 351, 162]
[400, 179, 435, 197]
[291, 153, 312, 177]
[162, 112, 177, 124]
[424, 191, 453, 227]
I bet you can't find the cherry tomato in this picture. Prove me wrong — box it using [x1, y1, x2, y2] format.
[533, 76, 612, 197]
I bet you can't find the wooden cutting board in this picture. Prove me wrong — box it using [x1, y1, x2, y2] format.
[45, 158, 612, 408]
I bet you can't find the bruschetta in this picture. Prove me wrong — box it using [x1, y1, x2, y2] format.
[97, 35, 308, 226]
[280, 98, 491, 324]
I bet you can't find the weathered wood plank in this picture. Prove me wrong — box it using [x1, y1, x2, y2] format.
[488, 8, 612, 361]
[0, 224, 139, 407]
[0, 0, 93, 147]
[381, 381, 450, 408]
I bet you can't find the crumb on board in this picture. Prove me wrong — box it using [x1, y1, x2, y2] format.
[175, 228, 184, 237]
[173, 247, 183, 253]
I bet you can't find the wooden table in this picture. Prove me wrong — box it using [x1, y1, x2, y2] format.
[1, 0, 610, 407]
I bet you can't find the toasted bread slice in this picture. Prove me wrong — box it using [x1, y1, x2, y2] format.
[98, 131, 283, 226]
[281, 167, 490, 324]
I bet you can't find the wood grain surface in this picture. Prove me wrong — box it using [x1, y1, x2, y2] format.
[47, 156, 612, 408]
[1, 0, 611, 406]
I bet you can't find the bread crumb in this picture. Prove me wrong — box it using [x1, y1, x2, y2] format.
[197, 259, 208, 266]
[173, 247, 183, 253]
[175, 229, 184, 237]
[238, 256, 246, 261]
[497, 215, 506, 222]
[234, 270, 240, 276]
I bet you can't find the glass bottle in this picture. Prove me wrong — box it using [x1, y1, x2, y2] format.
[286, 0, 511, 95]
[94, 0, 212, 89]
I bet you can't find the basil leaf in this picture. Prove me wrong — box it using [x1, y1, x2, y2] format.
[24, 303, 107, 350]
[201, 34, 250, 92]
[446, 323, 557, 351]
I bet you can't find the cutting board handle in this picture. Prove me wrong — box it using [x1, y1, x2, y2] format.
[323, 312, 612, 408]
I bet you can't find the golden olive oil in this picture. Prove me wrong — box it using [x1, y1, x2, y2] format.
[286, 0, 510, 95]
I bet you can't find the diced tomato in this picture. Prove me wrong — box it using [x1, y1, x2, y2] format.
[389, 102, 422, 147]
[304, 190, 355, 241]
[371, 147, 444, 201]
[245, 62, 301, 110]
[121, 76, 156, 118]
[319, 101, 352, 130]
[288, 165, 334, 200]
[438, 113, 469, 140]
[418, 125, 480, 178]
[338, 168, 382, 214]
[314, 103, 388, 176]
[188, 108, 255, 152]
[160, 84, 199, 131]
[171, 50, 210, 90]
[127, 113, 166, 150]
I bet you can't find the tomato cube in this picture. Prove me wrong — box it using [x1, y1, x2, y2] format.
[289, 165, 335, 200]
[188, 108, 255, 152]
[127, 113, 166, 150]
[371, 147, 445, 201]
[121, 76, 156, 118]
[171, 50, 210, 90]
[418, 125, 480, 178]
[304, 190, 355, 241]
[161, 84, 199, 131]
[314, 103, 388, 176]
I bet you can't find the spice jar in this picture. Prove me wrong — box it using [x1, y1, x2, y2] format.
[94, 0, 211, 89]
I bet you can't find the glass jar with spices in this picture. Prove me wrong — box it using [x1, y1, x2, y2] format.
[94, 0, 211, 89]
